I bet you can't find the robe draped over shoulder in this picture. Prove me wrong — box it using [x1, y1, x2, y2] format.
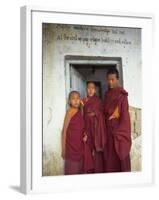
[83, 95, 107, 152]
[104, 86, 131, 161]
[65, 110, 85, 162]
[82, 96, 107, 173]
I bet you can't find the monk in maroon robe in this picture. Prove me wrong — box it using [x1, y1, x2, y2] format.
[82, 82, 106, 173]
[61, 91, 85, 175]
[103, 68, 131, 172]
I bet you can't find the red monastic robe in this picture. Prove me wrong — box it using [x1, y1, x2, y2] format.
[82, 95, 107, 173]
[65, 110, 85, 175]
[104, 86, 131, 172]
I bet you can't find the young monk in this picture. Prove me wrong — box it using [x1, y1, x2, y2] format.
[103, 68, 131, 172]
[61, 91, 87, 175]
[82, 82, 106, 173]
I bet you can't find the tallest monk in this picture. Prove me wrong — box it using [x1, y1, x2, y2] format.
[103, 68, 131, 172]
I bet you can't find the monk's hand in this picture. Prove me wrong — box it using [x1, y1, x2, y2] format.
[92, 149, 95, 157]
[80, 100, 84, 106]
[83, 133, 87, 142]
[108, 115, 116, 120]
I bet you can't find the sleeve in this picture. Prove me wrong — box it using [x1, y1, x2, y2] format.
[61, 110, 72, 149]
[114, 95, 132, 160]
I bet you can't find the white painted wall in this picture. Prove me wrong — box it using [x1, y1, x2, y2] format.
[70, 66, 87, 98]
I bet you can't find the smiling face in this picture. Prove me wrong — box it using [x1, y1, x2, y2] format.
[69, 92, 81, 108]
[87, 82, 96, 97]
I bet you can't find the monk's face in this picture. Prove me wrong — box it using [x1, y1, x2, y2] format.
[69, 93, 81, 108]
[107, 74, 119, 88]
[87, 83, 96, 97]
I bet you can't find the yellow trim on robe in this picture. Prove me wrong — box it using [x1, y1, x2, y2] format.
[68, 107, 78, 118]
[112, 106, 120, 119]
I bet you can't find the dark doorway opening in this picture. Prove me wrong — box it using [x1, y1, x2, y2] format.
[69, 64, 122, 100]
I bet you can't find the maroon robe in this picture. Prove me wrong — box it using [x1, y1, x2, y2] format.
[83, 95, 106, 173]
[65, 110, 85, 175]
[104, 86, 131, 172]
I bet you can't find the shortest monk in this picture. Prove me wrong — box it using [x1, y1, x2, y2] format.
[61, 91, 87, 175]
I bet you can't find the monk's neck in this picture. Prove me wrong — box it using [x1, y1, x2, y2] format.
[109, 85, 120, 91]
[70, 107, 78, 112]
[87, 95, 96, 99]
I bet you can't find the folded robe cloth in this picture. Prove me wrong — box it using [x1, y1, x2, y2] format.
[83, 142, 94, 173]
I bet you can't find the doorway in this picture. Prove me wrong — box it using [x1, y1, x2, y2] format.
[65, 56, 123, 101]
